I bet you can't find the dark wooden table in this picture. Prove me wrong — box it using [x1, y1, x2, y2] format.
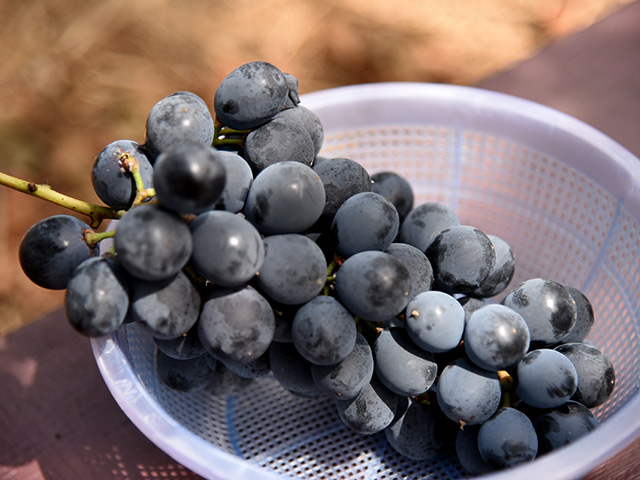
[2, 2, 640, 479]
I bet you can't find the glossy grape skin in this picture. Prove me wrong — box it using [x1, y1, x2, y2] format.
[244, 161, 326, 235]
[473, 234, 516, 297]
[144, 91, 215, 160]
[19, 214, 100, 290]
[555, 342, 616, 408]
[405, 291, 465, 353]
[272, 104, 324, 156]
[129, 271, 201, 340]
[64, 257, 129, 337]
[371, 171, 414, 221]
[256, 234, 327, 306]
[91, 139, 154, 210]
[244, 118, 315, 172]
[335, 251, 412, 322]
[312, 156, 373, 225]
[533, 400, 599, 454]
[373, 328, 438, 396]
[311, 333, 374, 400]
[562, 286, 595, 343]
[464, 304, 530, 371]
[436, 357, 501, 426]
[113, 204, 193, 281]
[502, 278, 577, 347]
[477, 407, 538, 469]
[292, 295, 357, 366]
[386, 401, 456, 461]
[189, 210, 264, 287]
[269, 340, 320, 397]
[213, 151, 253, 213]
[214, 61, 289, 130]
[198, 285, 275, 365]
[398, 202, 460, 251]
[385, 243, 434, 300]
[153, 143, 227, 214]
[332, 192, 400, 258]
[516, 349, 578, 409]
[425, 225, 496, 294]
[155, 348, 214, 393]
[335, 377, 398, 435]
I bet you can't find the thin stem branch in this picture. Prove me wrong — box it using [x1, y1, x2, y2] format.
[0, 171, 124, 228]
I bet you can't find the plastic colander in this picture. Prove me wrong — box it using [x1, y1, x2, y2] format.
[90, 83, 640, 480]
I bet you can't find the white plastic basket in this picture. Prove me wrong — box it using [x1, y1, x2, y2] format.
[91, 83, 640, 480]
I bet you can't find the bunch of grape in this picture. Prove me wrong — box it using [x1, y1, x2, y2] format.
[10, 61, 616, 475]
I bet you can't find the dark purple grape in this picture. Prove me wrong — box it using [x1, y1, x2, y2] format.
[213, 151, 253, 213]
[269, 340, 320, 397]
[214, 61, 289, 130]
[533, 400, 599, 454]
[385, 242, 434, 299]
[153, 143, 226, 214]
[335, 377, 398, 435]
[473, 233, 516, 297]
[19, 214, 100, 290]
[155, 348, 214, 392]
[455, 425, 492, 476]
[272, 104, 324, 155]
[91, 139, 154, 210]
[154, 324, 206, 360]
[398, 202, 460, 251]
[64, 257, 129, 337]
[405, 291, 465, 353]
[562, 286, 595, 343]
[371, 171, 414, 221]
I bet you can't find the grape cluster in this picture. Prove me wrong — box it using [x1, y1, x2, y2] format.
[12, 61, 617, 474]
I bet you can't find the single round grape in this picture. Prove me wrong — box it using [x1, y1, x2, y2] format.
[371, 171, 414, 221]
[311, 333, 374, 399]
[464, 304, 530, 371]
[373, 328, 438, 396]
[198, 285, 275, 365]
[311, 156, 373, 222]
[113, 204, 193, 281]
[335, 250, 412, 322]
[221, 349, 271, 379]
[385, 242, 434, 299]
[244, 161, 326, 235]
[436, 357, 501, 426]
[64, 257, 129, 337]
[91, 139, 154, 210]
[19, 214, 100, 290]
[292, 295, 357, 366]
[426, 225, 496, 294]
[144, 91, 214, 159]
[154, 324, 205, 360]
[502, 278, 577, 346]
[153, 143, 227, 214]
[562, 286, 595, 343]
[555, 342, 616, 408]
[332, 191, 400, 257]
[473, 233, 516, 297]
[385, 401, 456, 461]
[405, 291, 465, 353]
[244, 118, 315, 172]
[189, 210, 264, 287]
[155, 348, 214, 393]
[214, 61, 289, 130]
[130, 271, 201, 340]
[269, 340, 320, 397]
[477, 407, 538, 469]
[398, 202, 460, 251]
[282, 72, 301, 108]
[335, 377, 398, 435]
[458, 295, 490, 324]
[256, 234, 327, 305]
[272, 104, 324, 155]
[533, 400, 599, 454]
[213, 151, 253, 213]
[516, 348, 578, 409]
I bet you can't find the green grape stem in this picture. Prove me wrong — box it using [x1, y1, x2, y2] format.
[213, 121, 250, 148]
[118, 152, 156, 206]
[84, 229, 115, 246]
[0, 171, 124, 228]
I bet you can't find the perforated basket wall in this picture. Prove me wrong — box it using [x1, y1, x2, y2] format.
[92, 83, 640, 480]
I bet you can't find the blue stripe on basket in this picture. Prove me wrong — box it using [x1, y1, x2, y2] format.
[226, 395, 245, 458]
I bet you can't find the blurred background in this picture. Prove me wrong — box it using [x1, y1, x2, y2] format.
[0, 0, 633, 335]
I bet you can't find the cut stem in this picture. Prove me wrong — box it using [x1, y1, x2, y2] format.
[84, 229, 115, 246]
[0, 171, 124, 228]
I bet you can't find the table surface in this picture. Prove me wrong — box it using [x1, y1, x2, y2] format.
[2, 2, 640, 479]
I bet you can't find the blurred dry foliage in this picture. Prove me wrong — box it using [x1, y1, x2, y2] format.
[0, 0, 633, 335]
